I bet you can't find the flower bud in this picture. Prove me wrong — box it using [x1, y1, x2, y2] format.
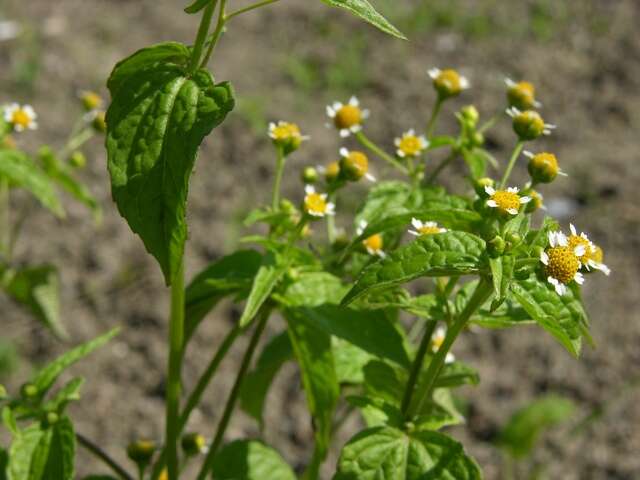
[126, 439, 157, 465]
[92, 111, 107, 133]
[512, 110, 545, 141]
[429, 68, 468, 99]
[44, 411, 59, 427]
[20, 383, 38, 399]
[474, 177, 494, 197]
[181, 432, 207, 456]
[507, 81, 537, 111]
[301, 166, 318, 184]
[69, 151, 87, 169]
[279, 199, 296, 215]
[527, 152, 559, 184]
[324, 161, 340, 183]
[285, 267, 300, 282]
[461, 105, 479, 127]
[506, 232, 522, 250]
[332, 233, 350, 250]
[80, 91, 103, 112]
[488, 236, 506, 257]
[268, 121, 306, 156]
[469, 132, 484, 148]
[525, 190, 544, 213]
[340, 150, 369, 182]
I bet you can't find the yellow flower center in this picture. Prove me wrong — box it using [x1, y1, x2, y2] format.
[591, 245, 604, 264]
[82, 92, 103, 111]
[431, 335, 445, 351]
[513, 110, 545, 140]
[418, 225, 442, 235]
[363, 234, 383, 253]
[398, 135, 423, 156]
[544, 246, 580, 284]
[11, 109, 31, 128]
[568, 235, 594, 266]
[528, 152, 559, 183]
[334, 105, 362, 130]
[490, 190, 521, 213]
[508, 81, 536, 109]
[342, 151, 369, 180]
[325, 161, 340, 182]
[304, 193, 327, 215]
[159, 469, 168, 480]
[272, 122, 301, 141]
[434, 69, 462, 97]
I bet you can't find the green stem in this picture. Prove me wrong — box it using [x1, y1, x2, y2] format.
[271, 145, 285, 210]
[499, 141, 524, 188]
[424, 148, 457, 185]
[200, 0, 226, 69]
[478, 108, 505, 134]
[58, 128, 95, 160]
[425, 98, 443, 138]
[196, 309, 271, 480]
[188, 0, 218, 74]
[76, 432, 134, 480]
[326, 191, 337, 244]
[355, 131, 408, 174]
[225, 0, 281, 22]
[165, 261, 185, 480]
[0, 179, 10, 263]
[401, 319, 437, 417]
[410, 278, 492, 416]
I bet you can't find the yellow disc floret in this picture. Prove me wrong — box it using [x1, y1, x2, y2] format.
[11, 110, 30, 129]
[324, 161, 340, 182]
[431, 68, 467, 98]
[568, 235, 592, 267]
[305, 193, 327, 214]
[485, 186, 530, 216]
[334, 104, 362, 130]
[80, 91, 103, 111]
[340, 149, 369, 181]
[363, 234, 383, 255]
[544, 246, 580, 284]
[507, 81, 537, 110]
[395, 130, 428, 158]
[269, 121, 305, 155]
[510, 109, 547, 141]
[527, 152, 559, 184]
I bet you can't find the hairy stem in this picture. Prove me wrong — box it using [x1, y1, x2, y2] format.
[425, 97, 443, 139]
[76, 432, 134, 480]
[425, 149, 457, 185]
[200, 0, 226, 69]
[355, 131, 408, 174]
[188, 0, 218, 73]
[410, 278, 492, 416]
[401, 319, 437, 417]
[0, 179, 10, 263]
[499, 141, 524, 188]
[196, 308, 271, 480]
[271, 145, 285, 210]
[166, 261, 185, 480]
[225, 0, 281, 22]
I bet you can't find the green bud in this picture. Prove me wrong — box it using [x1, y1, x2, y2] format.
[45, 411, 59, 426]
[470, 131, 484, 148]
[301, 166, 318, 184]
[461, 105, 479, 126]
[279, 199, 296, 215]
[404, 422, 416, 433]
[285, 267, 300, 282]
[488, 236, 506, 257]
[127, 439, 157, 465]
[527, 152, 559, 184]
[525, 190, 544, 213]
[92, 111, 107, 133]
[474, 177, 494, 197]
[512, 110, 546, 141]
[20, 383, 38, 399]
[339, 150, 369, 182]
[181, 432, 207, 456]
[69, 151, 87, 169]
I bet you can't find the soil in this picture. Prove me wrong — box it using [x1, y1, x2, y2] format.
[1, 0, 639, 479]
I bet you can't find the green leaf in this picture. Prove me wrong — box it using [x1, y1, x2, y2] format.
[185, 250, 263, 342]
[321, 0, 406, 39]
[280, 272, 348, 307]
[239, 253, 286, 327]
[29, 416, 75, 480]
[470, 301, 534, 329]
[0, 150, 64, 218]
[106, 42, 235, 284]
[184, 0, 212, 14]
[489, 255, 514, 311]
[346, 396, 403, 429]
[240, 331, 292, 426]
[31, 328, 118, 397]
[334, 426, 482, 480]
[498, 395, 575, 459]
[461, 149, 487, 179]
[511, 277, 587, 357]
[434, 361, 480, 389]
[0, 448, 7, 480]
[7, 424, 44, 480]
[342, 231, 486, 306]
[211, 440, 296, 480]
[333, 338, 375, 384]
[284, 312, 339, 461]
[414, 388, 465, 431]
[81, 477, 119, 480]
[2, 265, 65, 339]
[42, 377, 84, 413]
[356, 181, 418, 225]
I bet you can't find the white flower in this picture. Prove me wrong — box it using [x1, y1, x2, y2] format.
[356, 219, 385, 257]
[394, 129, 429, 158]
[303, 185, 335, 218]
[540, 230, 587, 296]
[485, 186, 531, 215]
[408, 218, 447, 236]
[568, 224, 611, 275]
[325, 96, 369, 138]
[431, 326, 455, 364]
[4, 103, 37, 132]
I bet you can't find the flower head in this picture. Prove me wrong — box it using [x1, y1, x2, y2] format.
[339, 148, 375, 182]
[268, 121, 308, 155]
[505, 78, 541, 110]
[357, 220, 385, 257]
[79, 90, 104, 111]
[89, 110, 107, 133]
[540, 230, 586, 295]
[428, 68, 469, 99]
[394, 129, 428, 158]
[431, 327, 455, 364]
[326, 96, 369, 138]
[485, 186, 531, 216]
[568, 224, 610, 275]
[524, 150, 566, 184]
[408, 218, 447, 236]
[3, 103, 37, 132]
[317, 161, 341, 183]
[303, 185, 335, 218]
[525, 189, 545, 213]
[507, 107, 555, 141]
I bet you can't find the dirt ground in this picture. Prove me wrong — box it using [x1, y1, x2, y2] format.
[1, 0, 639, 478]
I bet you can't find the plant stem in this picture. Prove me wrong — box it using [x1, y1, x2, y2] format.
[410, 278, 492, 416]
[150, 325, 241, 480]
[200, 0, 226, 69]
[424, 148, 457, 185]
[478, 108, 505, 134]
[58, 128, 95, 160]
[0, 179, 10, 263]
[196, 308, 271, 480]
[225, 0, 281, 22]
[499, 141, 524, 188]
[355, 131, 408, 175]
[76, 432, 134, 480]
[188, 0, 218, 74]
[271, 145, 285, 210]
[166, 260, 185, 480]
[326, 191, 337, 244]
[425, 98, 443, 139]
[401, 319, 437, 417]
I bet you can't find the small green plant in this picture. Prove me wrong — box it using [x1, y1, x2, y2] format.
[1, 1, 612, 479]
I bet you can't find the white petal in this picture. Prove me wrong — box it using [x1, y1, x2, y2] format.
[349, 96, 359, 106]
[486, 200, 498, 208]
[411, 218, 423, 229]
[574, 272, 585, 285]
[326, 106, 335, 117]
[505, 78, 516, 87]
[445, 353, 455, 364]
[339, 147, 349, 158]
[350, 125, 362, 133]
[540, 251, 549, 265]
[428, 68, 441, 79]
[332, 102, 343, 111]
[459, 76, 470, 89]
[556, 232, 568, 247]
[365, 173, 376, 182]
[361, 109, 370, 119]
[570, 224, 577, 236]
[396, 150, 405, 158]
[507, 208, 519, 215]
[574, 245, 586, 257]
[408, 230, 420, 236]
[304, 185, 315, 194]
[339, 129, 350, 138]
[507, 187, 520, 193]
[520, 196, 532, 204]
[523, 150, 534, 158]
[484, 185, 496, 195]
[394, 138, 401, 147]
[556, 283, 567, 296]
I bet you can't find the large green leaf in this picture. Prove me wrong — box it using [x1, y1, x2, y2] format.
[342, 231, 486, 306]
[239, 253, 286, 327]
[184, 249, 263, 342]
[334, 426, 482, 480]
[0, 150, 64, 218]
[489, 255, 514, 311]
[28, 416, 75, 480]
[511, 277, 588, 357]
[2, 265, 64, 339]
[7, 424, 44, 480]
[356, 181, 419, 225]
[106, 42, 235, 284]
[498, 395, 575, 459]
[240, 331, 293, 426]
[321, 0, 406, 39]
[211, 440, 296, 480]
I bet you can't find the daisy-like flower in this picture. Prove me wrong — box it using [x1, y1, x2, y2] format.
[325, 96, 369, 138]
[428, 68, 470, 99]
[303, 185, 335, 218]
[485, 186, 531, 216]
[505, 78, 541, 110]
[339, 147, 375, 182]
[356, 220, 385, 258]
[3, 103, 37, 132]
[540, 230, 586, 295]
[408, 218, 447, 236]
[317, 161, 340, 183]
[431, 327, 455, 364]
[268, 121, 308, 155]
[79, 90, 103, 112]
[524, 150, 566, 184]
[506, 107, 555, 141]
[568, 224, 611, 275]
[525, 189, 546, 213]
[395, 129, 429, 158]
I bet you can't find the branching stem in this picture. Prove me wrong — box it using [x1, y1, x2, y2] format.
[77, 432, 134, 480]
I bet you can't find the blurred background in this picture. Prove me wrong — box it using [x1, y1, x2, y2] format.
[1, 0, 639, 478]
